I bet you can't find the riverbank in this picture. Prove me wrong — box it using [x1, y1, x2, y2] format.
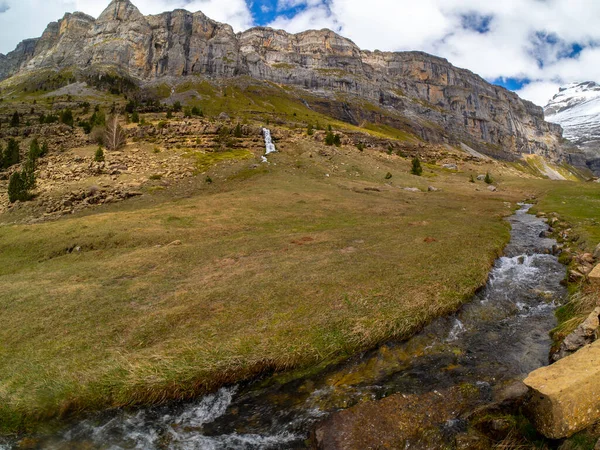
[0, 141, 526, 436]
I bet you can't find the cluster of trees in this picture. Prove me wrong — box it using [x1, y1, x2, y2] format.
[3, 138, 47, 203]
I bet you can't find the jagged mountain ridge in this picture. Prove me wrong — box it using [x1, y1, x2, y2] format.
[545, 82, 600, 174]
[0, 0, 567, 161]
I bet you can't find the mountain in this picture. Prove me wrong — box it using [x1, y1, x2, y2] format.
[545, 82, 600, 174]
[0, 0, 568, 162]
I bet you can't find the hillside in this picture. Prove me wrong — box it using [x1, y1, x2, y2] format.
[0, 0, 569, 162]
[545, 82, 600, 174]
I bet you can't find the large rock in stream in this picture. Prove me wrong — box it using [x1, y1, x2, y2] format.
[525, 339, 600, 439]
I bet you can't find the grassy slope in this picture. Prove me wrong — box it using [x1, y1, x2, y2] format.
[0, 140, 520, 432]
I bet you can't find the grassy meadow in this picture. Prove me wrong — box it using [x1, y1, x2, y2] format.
[0, 139, 526, 433]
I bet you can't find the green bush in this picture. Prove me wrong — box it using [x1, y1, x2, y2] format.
[28, 139, 42, 160]
[173, 101, 182, 112]
[325, 131, 335, 146]
[166, 110, 173, 119]
[307, 124, 314, 136]
[7, 172, 29, 202]
[60, 109, 74, 127]
[333, 134, 341, 147]
[411, 157, 423, 176]
[94, 146, 105, 162]
[131, 112, 140, 123]
[484, 172, 493, 184]
[191, 106, 202, 116]
[356, 143, 365, 151]
[385, 172, 393, 180]
[183, 108, 192, 119]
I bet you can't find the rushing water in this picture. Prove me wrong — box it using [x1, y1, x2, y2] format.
[261, 129, 277, 163]
[6, 205, 566, 449]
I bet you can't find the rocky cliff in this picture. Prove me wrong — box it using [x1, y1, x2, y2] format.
[0, 0, 567, 161]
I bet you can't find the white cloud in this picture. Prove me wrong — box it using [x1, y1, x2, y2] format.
[270, 0, 600, 106]
[0, 0, 252, 56]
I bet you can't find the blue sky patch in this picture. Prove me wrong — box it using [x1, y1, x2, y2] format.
[493, 77, 529, 91]
[249, 0, 311, 26]
[460, 13, 493, 34]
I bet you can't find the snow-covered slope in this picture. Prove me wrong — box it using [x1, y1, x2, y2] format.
[545, 82, 600, 149]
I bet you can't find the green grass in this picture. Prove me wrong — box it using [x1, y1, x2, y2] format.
[0, 142, 517, 434]
[184, 148, 254, 172]
[534, 181, 600, 247]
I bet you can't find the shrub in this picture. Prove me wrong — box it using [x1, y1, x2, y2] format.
[183, 108, 192, 119]
[149, 174, 162, 180]
[484, 172, 493, 184]
[60, 109, 74, 127]
[90, 126, 105, 146]
[40, 142, 49, 157]
[94, 146, 105, 162]
[205, 176, 213, 184]
[131, 111, 140, 123]
[90, 109, 105, 127]
[234, 123, 243, 138]
[411, 157, 423, 176]
[469, 175, 475, 183]
[78, 121, 92, 134]
[166, 110, 173, 119]
[10, 111, 19, 127]
[173, 101, 182, 112]
[325, 131, 335, 146]
[125, 100, 136, 114]
[7, 172, 29, 202]
[385, 172, 393, 180]
[356, 143, 365, 151]
[158, 121, 168, 129]
[307, 124, 314, 136]
[333, 134, 341, 147]
[191, 106, 202, 116]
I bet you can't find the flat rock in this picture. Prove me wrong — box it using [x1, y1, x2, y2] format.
[589, 264, 600, 286]
[524, 339, 600, 439]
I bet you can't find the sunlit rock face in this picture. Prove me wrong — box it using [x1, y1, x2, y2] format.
[0, 0, 568, 161]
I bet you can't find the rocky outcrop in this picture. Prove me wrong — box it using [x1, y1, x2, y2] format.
[524, 339, 600, 439]
[552, 307, 600, 361]
[0, 0, 568, 160]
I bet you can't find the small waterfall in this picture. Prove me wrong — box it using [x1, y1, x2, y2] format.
[262, 128, 277, 163]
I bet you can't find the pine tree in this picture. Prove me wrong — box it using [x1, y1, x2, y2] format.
[3, 138, 20, 169]
[7, 172, 28, 203]
[234, 123, 243, 138]
[104, 116, 126, 151]
[60, 109, 74, 127]
[333, 134, 341, 147]
[29, 138, 41, 159]
[325, 131, 335, 146]
[411, 157, 423, 176]
[22, 152, 37, 190]
[10, 111, 19, 127]
[484, 172, 493, 184]
[40, 142, 49, 157]
[94, 146, 105, 162]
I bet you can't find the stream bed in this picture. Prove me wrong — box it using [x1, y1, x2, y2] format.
[6, 204, 566, 449]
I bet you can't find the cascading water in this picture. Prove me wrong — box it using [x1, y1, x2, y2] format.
[261, 128, 277, 163]
[11, 205, 566, 449]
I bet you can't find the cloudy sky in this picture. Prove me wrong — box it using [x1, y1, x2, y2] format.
[0, 0, 598, 106]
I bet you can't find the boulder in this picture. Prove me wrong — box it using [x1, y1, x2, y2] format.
[589, 264, 600, 286]
[553, 307, 600, 361]
[524, 339, 600, 439]
[487, 185, 497, 192]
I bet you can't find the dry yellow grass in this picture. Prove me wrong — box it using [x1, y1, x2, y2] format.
[0, 141, 526, 433]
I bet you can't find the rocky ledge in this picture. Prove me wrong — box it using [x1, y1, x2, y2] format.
[0, 0, 568, 162]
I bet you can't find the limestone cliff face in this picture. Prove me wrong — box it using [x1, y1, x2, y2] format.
[0, 0, 566, 160]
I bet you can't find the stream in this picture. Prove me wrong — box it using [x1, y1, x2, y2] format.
[4, 204, 566, 449]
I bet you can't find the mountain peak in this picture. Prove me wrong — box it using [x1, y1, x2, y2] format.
[97, 0, 143, 22]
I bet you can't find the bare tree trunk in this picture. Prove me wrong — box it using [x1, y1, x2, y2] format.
[105, 115, 126, 151]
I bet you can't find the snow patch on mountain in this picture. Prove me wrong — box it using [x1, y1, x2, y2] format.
[544, 82, 600, 148]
